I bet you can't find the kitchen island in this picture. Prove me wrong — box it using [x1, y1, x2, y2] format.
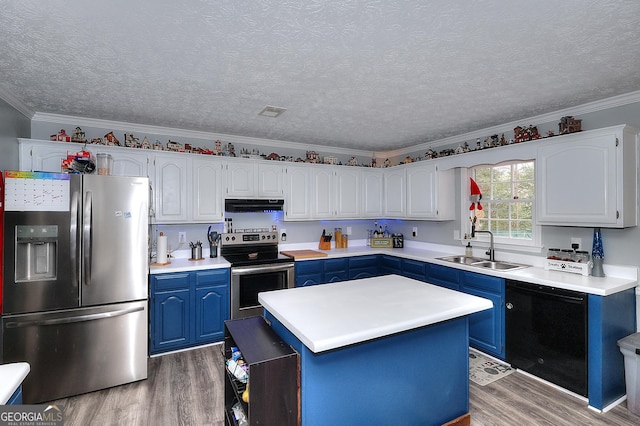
[259, 274, 492, 426]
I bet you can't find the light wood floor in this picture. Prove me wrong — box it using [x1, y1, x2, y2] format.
[50, 344, 640, 425]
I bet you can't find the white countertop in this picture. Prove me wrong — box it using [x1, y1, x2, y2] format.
[0, 362, 30, 404]
[259, 274, 493, 353]
[149, 256, 230, 274]
[284, 243, 638, 296]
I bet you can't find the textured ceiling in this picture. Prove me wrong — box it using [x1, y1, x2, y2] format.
[1, 0, 640, 152]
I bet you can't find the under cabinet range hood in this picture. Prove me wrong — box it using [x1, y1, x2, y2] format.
[225, 198, 284, 212]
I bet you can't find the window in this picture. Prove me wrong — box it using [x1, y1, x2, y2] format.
[469, 160, 539, 248]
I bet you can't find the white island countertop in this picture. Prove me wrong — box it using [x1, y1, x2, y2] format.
[0, 362, 30, 404]
[259, 274, 493, 353]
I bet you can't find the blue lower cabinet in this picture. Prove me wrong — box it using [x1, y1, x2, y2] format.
[324, 258, 348, 283]
[295, 260, 324, 287]
[348, 255, 380, 279]
[380, 255, 402, 275]
[150, 268, 230, 354]
[401, 258, 427, 281]
[427, 263, 461, 291]
[7, 386, 22, 405]
[461, 271, 505, 359]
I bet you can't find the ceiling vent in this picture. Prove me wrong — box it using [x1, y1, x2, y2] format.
[258, 105, 287, 118]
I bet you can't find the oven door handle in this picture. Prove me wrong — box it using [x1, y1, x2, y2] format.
[232, 263, 294, 275]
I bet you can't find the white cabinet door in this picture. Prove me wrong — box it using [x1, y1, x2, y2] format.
[109, 150, 149, 177]
[192, 158, 224, 222]
[311, 167, 334, 219]
[226, 161, 254, 197]
[284, 165, 311, 220]
[257, 163, 284, 197]
[536, 125, 637, 227]
[361, 168, 384, 218]
[384, 168, 406, 217]
[153, 154, 189, 223]
[20, 141, 76, 172]
[406, 163, 454, 220]
[335, 168, 360, 218]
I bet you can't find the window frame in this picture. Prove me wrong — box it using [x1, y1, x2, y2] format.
[461, 162, 542, 253]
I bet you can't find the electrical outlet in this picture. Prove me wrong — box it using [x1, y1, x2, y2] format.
[179, 232, 186, 243]
[571, 237, 582, 250]
[346, 227, 352, 235]
[412, 227, 417, 237]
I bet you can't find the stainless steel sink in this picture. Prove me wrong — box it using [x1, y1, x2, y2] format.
[438, 255, 486, 265]
[471, 261, 524, 271]
[437, 256, 528, 271]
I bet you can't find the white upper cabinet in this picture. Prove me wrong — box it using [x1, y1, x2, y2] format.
[110, 150, 150, 177]
[225, 160, 283, 198]
[406, 162, 455, 220]
[153, 154, 189, 223]
[192, 158, 224, 222]
[536, 125, 637, 228]
[19, 140, 73, 172]
[334, 167, 361, 218]
[361, 168, 384, 218]
[257, 163, 284, 198]
[311, 167, 334, 219]
[283, 164, 311, 220]
[384, 168, 406, 217]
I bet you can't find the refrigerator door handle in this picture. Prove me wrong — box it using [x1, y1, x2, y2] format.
[83, 190, 93, 287]
[4, 305, 145, 328]
[70, 185, 80, 288]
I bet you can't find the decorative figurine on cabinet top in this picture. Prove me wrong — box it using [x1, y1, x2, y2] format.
[124, 133, 139, 148]
[51, 129, 71, 142]
[71, 127, 87, 144]
[559, 116, 582, 134]
[104, 131, 120, 146]
[140, 136, 151, 149]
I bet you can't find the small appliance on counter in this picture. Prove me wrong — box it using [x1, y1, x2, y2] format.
[392, 233, 404, 248]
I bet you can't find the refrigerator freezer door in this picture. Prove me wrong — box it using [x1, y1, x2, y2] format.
[76, 175, 149, 306]
[1, 300, 148, 403]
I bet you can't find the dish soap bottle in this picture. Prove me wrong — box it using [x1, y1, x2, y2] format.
[465, 242, 473, 257]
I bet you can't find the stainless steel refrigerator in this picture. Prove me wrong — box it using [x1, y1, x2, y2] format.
[1, 171, 149, 403]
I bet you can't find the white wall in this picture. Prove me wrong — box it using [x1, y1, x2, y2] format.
[0, 98, 30, 170]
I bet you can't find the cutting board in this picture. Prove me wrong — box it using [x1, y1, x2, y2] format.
[280, 250, 329, 259]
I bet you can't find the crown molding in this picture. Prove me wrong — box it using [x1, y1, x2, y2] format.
[380, 90, 640, 159]
[31, 112, 376, 158]
[0, 85, 35, 119]
[28, 89, 640, 160]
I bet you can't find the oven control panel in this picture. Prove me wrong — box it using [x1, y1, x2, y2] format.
[221, 231, 278, 246]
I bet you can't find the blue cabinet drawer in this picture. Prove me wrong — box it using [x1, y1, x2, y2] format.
[428, 264, 460, 290]
[348, 255, 379, 269]
[295, 260, 324, 274]
[462, 271, 504, 294]
[324, 258, 348, 272]
[194, 268, 230, 287]
[381, 255, 402, 274]
[152, 272, 190, 291]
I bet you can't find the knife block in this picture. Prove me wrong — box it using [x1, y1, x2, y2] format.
[318, 237, 331, 251]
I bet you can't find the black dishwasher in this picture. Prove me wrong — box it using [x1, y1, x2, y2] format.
[505, 280, 588, 396]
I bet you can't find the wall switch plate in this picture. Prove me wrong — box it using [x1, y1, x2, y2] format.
[412, 227, 417, 237]
[346, 227, 352, 235]
[179, 232, 186, 243]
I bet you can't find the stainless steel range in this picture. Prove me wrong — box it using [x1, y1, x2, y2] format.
[221, 229, 294, 319]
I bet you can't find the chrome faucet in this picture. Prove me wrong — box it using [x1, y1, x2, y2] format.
[471, 226, 495, 261]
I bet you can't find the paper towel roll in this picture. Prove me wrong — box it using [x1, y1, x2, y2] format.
[157, 233, 168, 264]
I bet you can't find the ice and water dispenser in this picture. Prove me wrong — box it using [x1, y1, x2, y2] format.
[15, 225, 58, 282]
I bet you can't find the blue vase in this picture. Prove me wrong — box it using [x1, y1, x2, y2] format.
[591, 227, 605, 277]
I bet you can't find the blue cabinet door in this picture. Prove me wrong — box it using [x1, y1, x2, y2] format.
[427, 264, 461, 291]
[152, 288, 192, 353]
[348, 255, 380, 279]
[461, 271, 505, 359]
[380, 255, 402, 275]
[324, 258, 349, 283]
[401, 258, 427, 281]
[295, 260, 324, 287]
[195, 284, 229, 343]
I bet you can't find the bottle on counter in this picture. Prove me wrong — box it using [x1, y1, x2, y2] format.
[465, 242, 473, 257]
